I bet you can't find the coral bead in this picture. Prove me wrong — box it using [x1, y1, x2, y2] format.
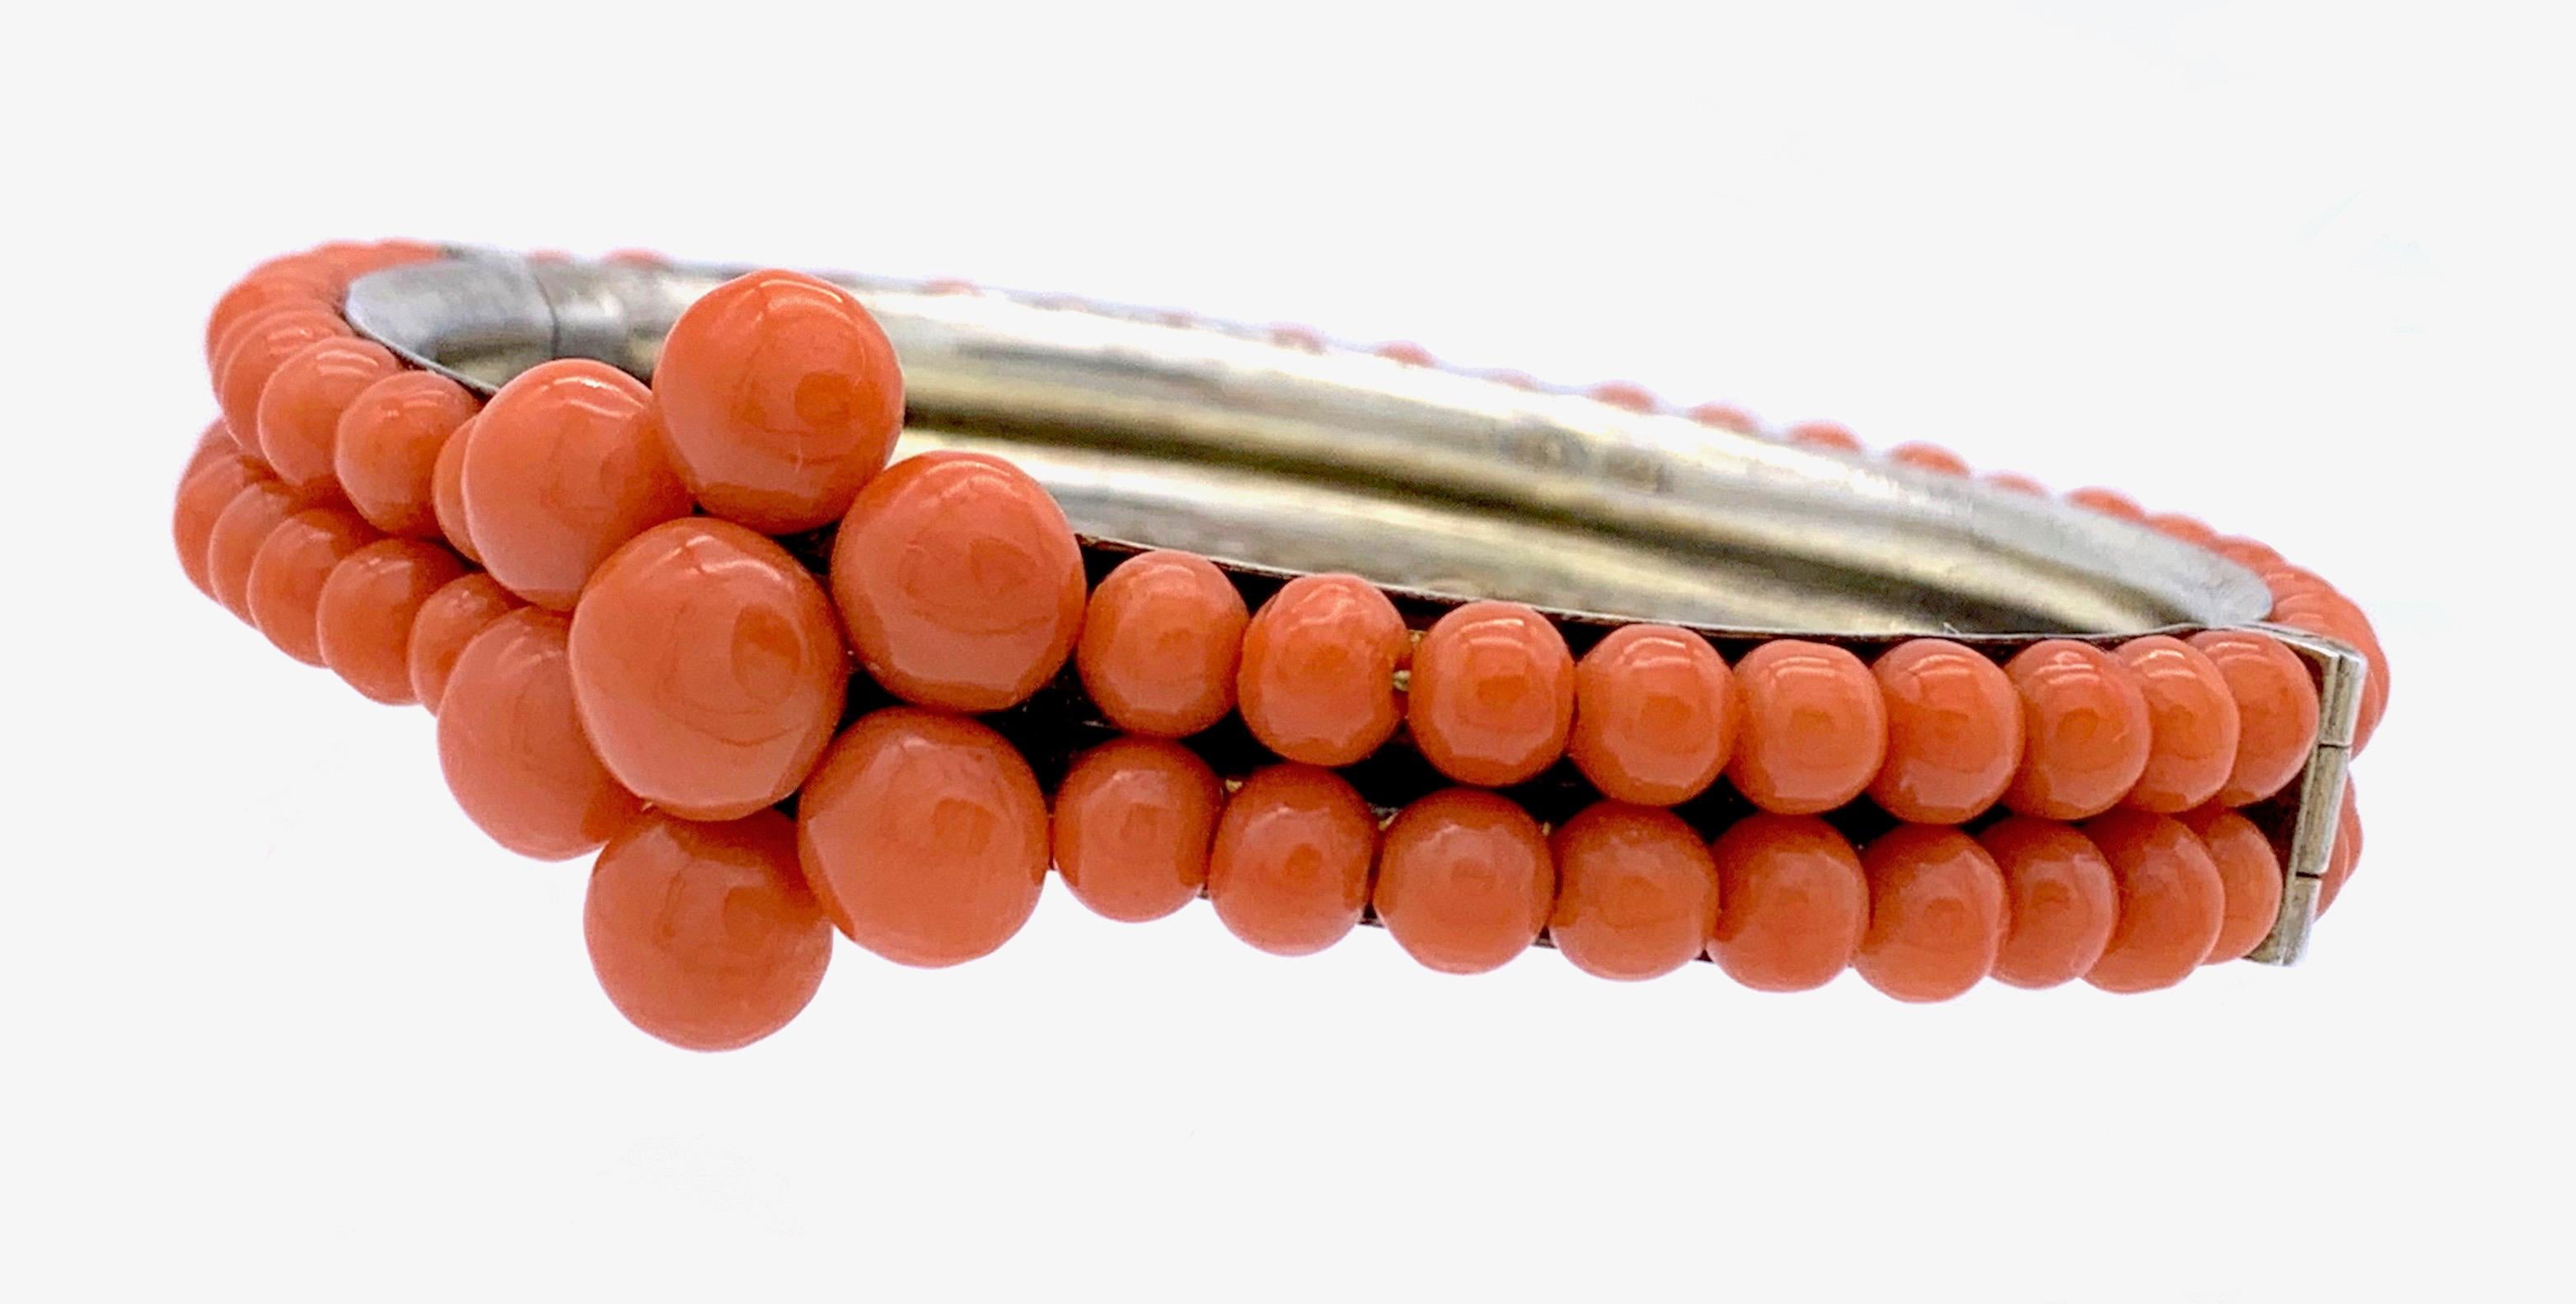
[1406, 601, 1574, 788]
[1051, 736, 1224, 923]
[2066, 487, 2146, 520]
[1373, 788, 1554, 974]
[570, 520, 847, 821]
[2181, 806, 2283, 965]
[174, 454, 267, 599]
[794, 708, 1048, 967]
[2319, 777, 2362, 915]
[335, 371, 480, 537]
[255, 336, 400, 493]
[584, 810, 832, 1052]
[247, 507, 381, 665]
[315, 539, 466, 703]
[1076, 550, 1248, 737]
[1568, 624, 1735, 806]
[181, 419, 238, 484]
[2002, 639, 2152, 820]
[1206, 763, 1379, 956]
[2147, 513, 2218, 545]
[2082, 808, 2226, 993]
[461, 360, 692, 609]
[2115, 636, 2241, 813]
[1868, 639, 2022, 824]
[204, 479, 322, 622]
[1235, 573, 1411, 767]
[436, 609, 644, 860]
[205, 265, 338, 362]
[431, 416, 481, 563]
[1978, 816, 2119, 989]
[1856, 825, 2007, 1003]
[216, 306, 352, 460]
[1690, 404, 1758, 433]
[828, 451, 1086, 713]
[1705, 815, 1869, 992]
[1589, 381, 1659, 413]
[1726, 640, 1887, 815]
[1887, 442, 1969, 475]
[651, 269, 906, 532]
[1787, 421, 1860, 451]
[2187, 629, 2320, 806]
[406, 573, 523, 712]
[1546, 802, 1720, 981]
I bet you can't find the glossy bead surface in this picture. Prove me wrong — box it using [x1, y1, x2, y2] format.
[2181, 806, 2282, 965]
[246, 507, 380, 664]
[205, 265, 338, 362]
[1076, 550, 1248, 737]
[255, 336, 399, 493]
[2066, 486, 2145, 520]
[436, 609, 644, 859]
[1787, 421, 1859, 451]
[335, 371, 480, 537]
[1235, 573, 1410, 767]
[1868, 639, 2022, 824]
[315, 539, 466, 703]
[570, 520, 846, 821]
[431, 416, 481, 563]
[794, 708, 1047, 967]
[1406, 601, 1574, 788]
[1979, 816, 2119, 989]
[828, 451, 1086, 712]
[204, 479, 321, 621]
[2082, 808, 2226, 993]
[461, 360, 692, 609]
[1546, 802, 1720, 981]
[1887, 442, 1969, 475]
[182, 419, 238, 483]
[584, 810, 832, 1051]
[1373, 788, 1553, 974]
[1726, 640, 1887, 815]
[407, 573, 523, 711]
[1706, 815, 1868, 991]
[1856, 825, 2007, 1002]
[1051, 736, 1224, 923]
[1206, 764, 1378, 956]
[1568, 624, 1734, 806]
[2115, 636, 2241, 813]
[2319, 778, 2362, 915]
[652, 269, 906, 532]
[2187, 629, 2320, 806]
[174, 455, 267, 599]
[216, 306, 351, 460]
[2002, 639, 2152, 820]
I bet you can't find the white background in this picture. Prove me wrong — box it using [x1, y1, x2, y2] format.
[5, 2, 2570, 1300]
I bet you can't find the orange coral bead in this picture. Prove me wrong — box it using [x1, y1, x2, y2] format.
[315, 539, 466, 703]
[2082, 808, 2226, 993]
[174, 454, 268, 600]
[584, 810, 832, 1052]
[247, 507, 381, 665]
[1546, 801, 1720, 981]
[335, 371, 480, 537]
[1868, 639, 2022, 824]
[1982, 470, 2047, 495]
[2319, 777, 2362, 915]
[204, 479, 322, 622]
[651, 269, 906, 532]
[1887, 442, 1969, 475]
[1375, 341, 1436, 366]
[1235, 573, 1411, 767]
[568, 519, 846, 820]
[216, 306, 352, 461]
[1589, 381, 1659, 413]
[1689, 404, 1758, 433]
[431, 415, 481, 563]
[2065, 486, 2146, 520]
[1787, 421, 1859, 451]
[794, 708, 1048, 967]
[827, 451, 1086, 713]
[1978, 816, 2119, 989]
[436, 609, 644, 859]
[1206, 763, 1378, 956]
[2147, 512, 2218, 545]
[1076, 550, 1248, 737]
[1856, 825, 2007, 1003]
[1705, 814, 1868, 992]
[2270, 591, 2388, 752]
[1726, 639, 1887, 815]
[2187, 629, 2321, 806]
[1051, 736, 1224, 923]
[181, 418, 238, 484]
[255, 336, 400, 493]
[2180, 806, 2282, 965]
[1373, 788, 1553, 974]
[205, 265, 339, 363]
[1406, 601, 1574, 788]
[406, 573, 523, 712]
[2115, 635, 2241, 813]
[1568, 624, 1735, 806]
[2002, 639, 2152, 820]
[461, 360, 692, 609]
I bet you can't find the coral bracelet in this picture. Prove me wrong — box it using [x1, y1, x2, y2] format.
[176, 241, 2386, 1049]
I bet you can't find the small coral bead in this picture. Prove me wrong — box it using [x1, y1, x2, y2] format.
[2000, 639, 2152, 820]
[1206, 763, 1378, 956]
[1076, 550, 1248, 737]
[2115, 636, 2241, 813]
[1372, 788, 1554, 974]
[255, 336, 400, 493]
[1235, 573, 1410, 767]
[1978, 816, 2119, 989]
[2081, 808, 2226, 993]
[1868, 638, 2022, 824]
[1051, 736, 1224, 923]
[461, 360, 693, 609]
[2180, 806, 2282, 965]
[431, 416, 482, 563]
[314, 539, 466, 703]
[1705, 815, 1869, 992]
[1886, 442, 1969, 475]
[335, 371, 481, 538]
[828, 451, 1086, 713]
[1855, 825, 2008, 1003]
[1546, 802, 1720, 981]
[204, 479, 322, 622]
[1405, 601, 1574, 788]
[217, 306, 353, 462]
[246, 507, 382, 666]
[2319, 777, 2362, 915]
[174, 454, 268, 600]
[584, 810, 833, 1052]
[2186, 629, 2320, 806]
[2065, 487, 2146, 520]
[436, 609, 645, 860]
[405, 574, 524, 713]
[1567, 624, 1734, 806]
[1726, 640, 1887, 815]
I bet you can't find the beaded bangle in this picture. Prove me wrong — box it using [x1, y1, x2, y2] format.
[177, 241, 2386, 1049]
